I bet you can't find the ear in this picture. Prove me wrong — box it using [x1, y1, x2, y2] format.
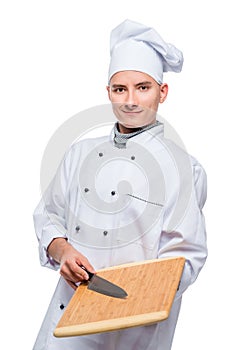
[159, 83, 168, 103]
[106, 85, 111, 101]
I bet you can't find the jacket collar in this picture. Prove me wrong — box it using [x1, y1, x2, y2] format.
[109, 121, 164, 146]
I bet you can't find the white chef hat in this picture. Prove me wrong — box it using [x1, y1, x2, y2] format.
[108, 19, 183, 85]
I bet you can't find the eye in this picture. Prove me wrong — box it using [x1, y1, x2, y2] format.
[139, 85, 148, 91]
[113, 87, 125, 93]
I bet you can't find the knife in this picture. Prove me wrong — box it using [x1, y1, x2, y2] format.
[82, 268, 128, 299]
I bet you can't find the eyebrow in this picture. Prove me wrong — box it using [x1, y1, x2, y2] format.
[111, 84, 126, 89]
[135, 81, 152, 87]
[111, 81, 153, 89]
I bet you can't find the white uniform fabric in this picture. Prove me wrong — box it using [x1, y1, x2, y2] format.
[108, 19, 183, 84]
[33, 123, 207, 350]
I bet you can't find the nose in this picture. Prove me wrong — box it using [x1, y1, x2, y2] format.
[124, 103, 138, 111]
[124, 90, 139, 108]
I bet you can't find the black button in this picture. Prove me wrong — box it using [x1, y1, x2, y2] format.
[84, 188, 89, 192]
[103, 230, 108, 236]
[60, 304, 65, 310]
[99, 152, 103, 157]
[111, 191, 116, 196]
[75, 226, 80, 232]
[131, 156, 135, 160]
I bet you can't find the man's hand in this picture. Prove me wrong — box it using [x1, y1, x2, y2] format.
[48, 238, 96, 289]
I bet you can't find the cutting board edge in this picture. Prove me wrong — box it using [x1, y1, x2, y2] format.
[54, 310, 169, 338]
[96, 256, 185, 273]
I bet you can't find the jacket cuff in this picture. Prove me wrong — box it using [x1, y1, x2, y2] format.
[39, 229, 67, 270]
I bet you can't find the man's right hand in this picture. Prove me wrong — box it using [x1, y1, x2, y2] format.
[47, 238, 96, 290]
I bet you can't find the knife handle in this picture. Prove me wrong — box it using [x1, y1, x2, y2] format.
[81, 266, 94, 280]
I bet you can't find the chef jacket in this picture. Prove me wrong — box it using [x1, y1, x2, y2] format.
[33, 122, 207, 350]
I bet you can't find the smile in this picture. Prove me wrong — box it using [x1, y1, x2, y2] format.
[121, 110, 143, 114]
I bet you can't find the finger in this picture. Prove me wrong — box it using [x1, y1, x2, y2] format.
[60, 266, 82, 281]
[60, 261, 88, 282]
[78, 257, 96, 275]
[70, 262, 90, 280]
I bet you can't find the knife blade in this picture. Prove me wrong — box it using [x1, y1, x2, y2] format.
[82, 268, 128, 299]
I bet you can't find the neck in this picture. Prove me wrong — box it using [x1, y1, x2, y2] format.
[117, 123, 142, 134]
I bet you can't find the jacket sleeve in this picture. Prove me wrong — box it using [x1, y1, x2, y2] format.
[33, 146, 74, 270]
[158, 159, 207, 297]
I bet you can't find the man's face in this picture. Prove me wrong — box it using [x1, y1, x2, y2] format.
[107, 70, 168, 130]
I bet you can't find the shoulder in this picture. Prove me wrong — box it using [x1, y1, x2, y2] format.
[161, 136, 206, 174]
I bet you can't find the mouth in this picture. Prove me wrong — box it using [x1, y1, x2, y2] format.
[121, 110, 143, 114]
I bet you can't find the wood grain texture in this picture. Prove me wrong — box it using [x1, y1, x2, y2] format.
[54, 257, 185, 337]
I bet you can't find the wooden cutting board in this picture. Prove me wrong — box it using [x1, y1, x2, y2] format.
[54, 257, 185, 337]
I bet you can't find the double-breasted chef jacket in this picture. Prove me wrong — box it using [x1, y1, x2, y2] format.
[33, 122, 207, 350]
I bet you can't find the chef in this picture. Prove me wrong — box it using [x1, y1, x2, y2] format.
[33, 19, 207, 350]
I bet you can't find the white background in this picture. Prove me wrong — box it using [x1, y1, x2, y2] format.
[1, 1, 233, 348]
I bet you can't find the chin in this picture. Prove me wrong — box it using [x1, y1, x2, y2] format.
[121, 123, 141, 129]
